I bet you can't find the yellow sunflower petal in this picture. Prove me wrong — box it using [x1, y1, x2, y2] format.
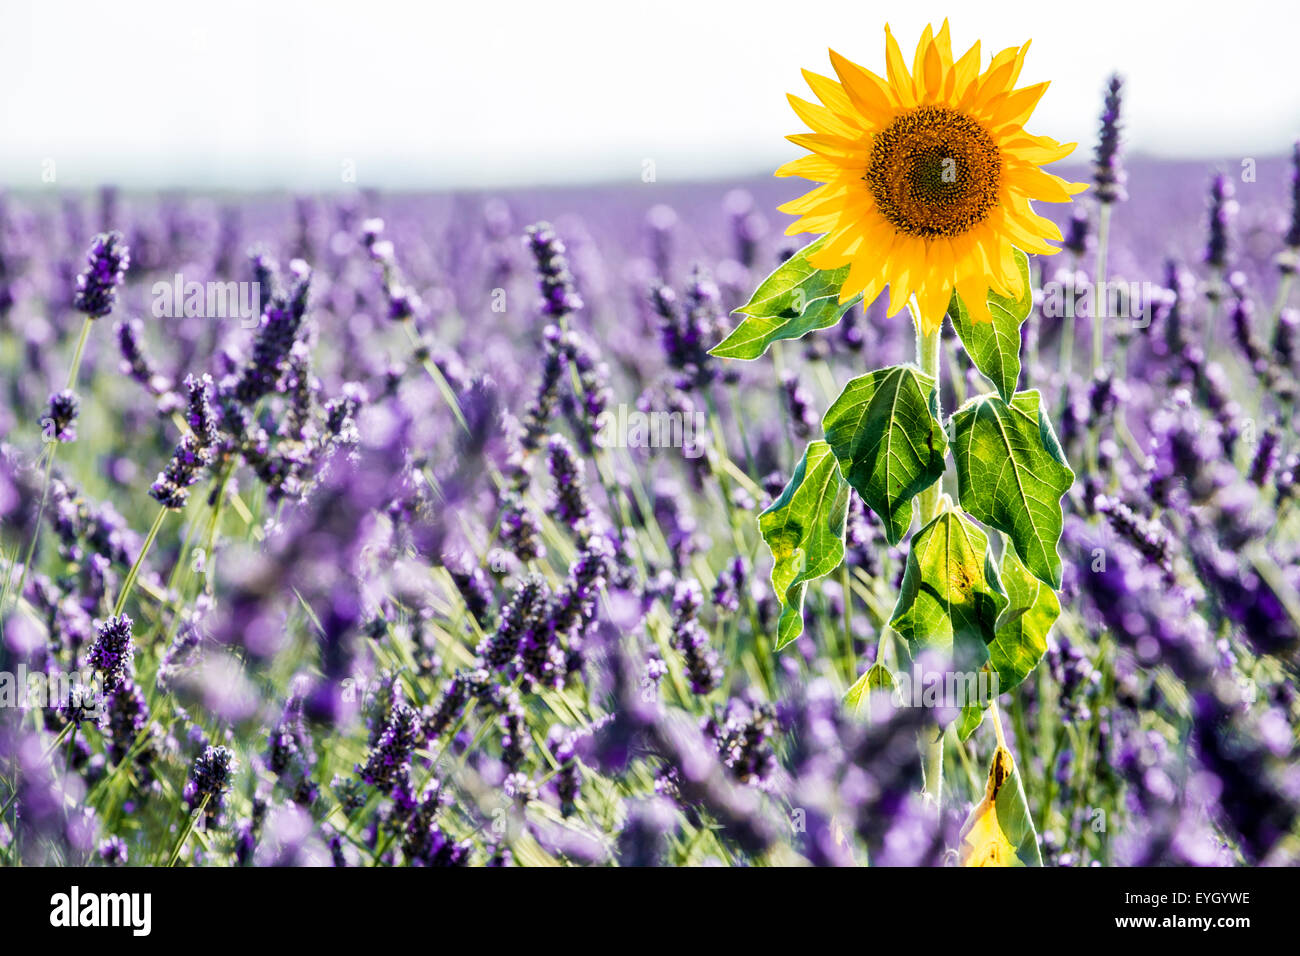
[828, 49, 897, 123]
[911, 24, 935, 81]
[986, 81, 1051, 131]
[1005, 166, 1085, 203]
[883, 24, 917, 107]
[774, 154, 843, 181]
[801, 68, 855, 118]
[1001, 131, 1077, 164]
[951, 40, 982, 99]
[788, 93, 862, 140]
[786, 132, 862, 160]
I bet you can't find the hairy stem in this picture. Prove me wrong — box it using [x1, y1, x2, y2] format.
[915, 321, 943, 525]
[913, 309, 945, 813]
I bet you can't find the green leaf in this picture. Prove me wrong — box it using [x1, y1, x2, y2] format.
[845, 662, 895, 718]
[926, 548, 1059, 743]
[959, 746, 1042, 866]
[710, 236, 858, 360]
[988, 548, 1059, 695]
[956, 702, 985, 740]
[946, 248, 1031, 402]
[889, 502, 1007, 672]
[950, 390, 1074, 589]
[822, 364, 948, 546]
[759, 440, 850, 650]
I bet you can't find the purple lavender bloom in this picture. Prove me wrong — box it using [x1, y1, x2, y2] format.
[549, 728, 582, 816]
[525, 221, 583, 318]
[149, 373, 218, 509]
[495, 687, 530, 771]
[448, 557, 496, 627]
[41, 389, 80, 442]
[104, 679, 148, 765]
[1094, 494, 1175, 583]
[1093, 74, 1126, 205]
[423, 667, 488, 741]
[184, 745, 236, 826]
[709, 696, 777, 788]
[1285, 140, 1300, 253]
[517, 324, 565, 457]
[674, 618, 722, 696]
[357, 692, 419, 792]
[617, 797, 679, 866]
[1203, 173, 1236, 272]
[478, 572, 548, 672]
[546, 433, 591, 536]
[72, 231, 130, 318]
[1248, 429, 1280, 486]
[114, 318, 168, 394]
[184, 373, 218, 447]
[268, 689, 318, 806]
[85, 613, 134, 692]
[781, 370, 816, 440]
[558, 329, 611, 451]
[232, 261, 312, 404]
[98, 836, 129, 866]
[149, 432, 211, 510]
[1063, 207, 1090, 258]
[498, 492, 546, 562]
[653, 266, 724, 389]
[711, 556, 747, 614]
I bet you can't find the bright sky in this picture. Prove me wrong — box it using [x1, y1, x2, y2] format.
[1, 0, 1296, 189]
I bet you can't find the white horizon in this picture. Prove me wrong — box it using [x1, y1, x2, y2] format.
[2, 0, 1296, 190]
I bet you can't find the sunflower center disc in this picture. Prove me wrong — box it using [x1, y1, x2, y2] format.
[866, 106, 1002, 239]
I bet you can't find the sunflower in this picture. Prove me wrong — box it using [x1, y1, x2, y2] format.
[777, 21, 1087, 334]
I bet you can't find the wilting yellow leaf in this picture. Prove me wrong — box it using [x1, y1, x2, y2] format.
[959, 746, 1021, 867]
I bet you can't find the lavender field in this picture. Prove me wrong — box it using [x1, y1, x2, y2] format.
[1, 126, 1298, 869]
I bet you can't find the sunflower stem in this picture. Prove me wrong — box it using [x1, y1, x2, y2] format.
[915, 319, 943, 525]
[912, 309, 945, 816]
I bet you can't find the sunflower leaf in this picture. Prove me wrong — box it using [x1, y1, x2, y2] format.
[889, 502, 1007, 671]
[947, 248, 1031, 402]
[759, 440, 850, 650]
[957, 547, 1059, 741]
[711, 236, 859, 360]
[822, 364, 948, 546]
[989, 547, 1059, 694]
[845, 662, 895, 718]
[959, 745, 1042, 866]
[950, 390, 1074, 589]
[956, 702, 986, 740]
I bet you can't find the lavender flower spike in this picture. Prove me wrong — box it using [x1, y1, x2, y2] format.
[1286, 140, 1300, 252]
[184, 745, 236, 826]
[525, 222, 583, 319]
[86, 613, 134, 692]
[73, 230, 130, 318]
[1203, 172, 1236, 272]
[41, 389, 80, 442]
[149, 374, 218, 510]
[1093, 73, 1126, 205]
